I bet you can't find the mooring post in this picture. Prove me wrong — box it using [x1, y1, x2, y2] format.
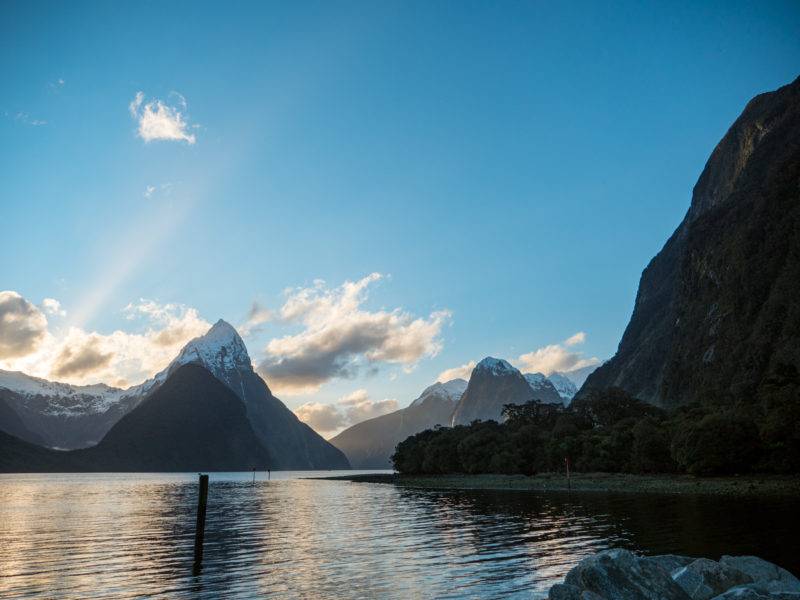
[193, 473, 209, 571]
[565, 457, 571, 491]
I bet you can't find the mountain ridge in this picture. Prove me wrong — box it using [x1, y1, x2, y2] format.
[0, 320, 349, 469]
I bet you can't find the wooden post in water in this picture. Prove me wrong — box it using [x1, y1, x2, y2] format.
[193, 473, 209, 571]
[565, 457, 571, 491]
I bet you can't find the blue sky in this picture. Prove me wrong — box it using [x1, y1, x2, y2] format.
[2, 1, 799, 434]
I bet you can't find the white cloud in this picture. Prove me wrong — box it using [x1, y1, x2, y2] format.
[437, 360, 476, 383]
[514, 332, 599, 375]
[129, 91, 196, 144]
[0, 293, 211, 387]
[338, 388, 398, 424]
[258, 273, 450, 394]
[564, 331, 586, 347]
[0, 291, 49, 359]
[294, 388, 398, 436]
[41, 298, 66, 317]
[144, 185, 156, 198]
[13, 112, 46, 126]
[293, 402, 345, 435]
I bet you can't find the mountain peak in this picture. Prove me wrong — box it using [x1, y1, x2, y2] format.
[174, 319, 250, 369]
[206, 318, 243, 342]
[475, 357, 517, 376]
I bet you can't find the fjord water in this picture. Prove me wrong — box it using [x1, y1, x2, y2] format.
[1, 473, 798, 599]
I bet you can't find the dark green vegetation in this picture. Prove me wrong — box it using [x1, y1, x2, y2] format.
[581, 76, 800, 409]
[392, 380, 800, 476]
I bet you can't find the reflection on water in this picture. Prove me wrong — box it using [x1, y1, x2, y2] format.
[0, 472, 798, 599]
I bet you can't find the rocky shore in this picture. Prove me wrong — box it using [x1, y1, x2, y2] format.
[547, 549, 800, 599]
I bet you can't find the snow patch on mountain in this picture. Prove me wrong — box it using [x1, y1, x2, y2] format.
[548, 372, 579, 401]
[523, 372, 548, 388]
[410, 379, 467, 407]
[0, 369, 127, 415]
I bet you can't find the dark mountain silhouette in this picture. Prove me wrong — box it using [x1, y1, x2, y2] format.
[0, 320, 350, 470]
[82, 363, 272, 471]
[169, 320, 349, 470]
[330, 380, 466, 468]
[0, 370, 146, 450]
[451, 357, 548, 425]
[0, 429, 74, 472]
[522, 373, 566, 405]
[0, 396, 45, 446]
[579, 76, 800, 407]
[0, 364, 272, 472]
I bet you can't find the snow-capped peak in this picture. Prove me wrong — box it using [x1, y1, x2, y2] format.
[411, 378, 467, 407]
[523, 372, 548, 388]
[131, 319, 252, 396]
[172, 319, 250, 371]
[474, 357, 518, 376]
[0, 320, 253, 418]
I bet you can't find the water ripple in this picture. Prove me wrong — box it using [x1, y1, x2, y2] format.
[1, 472, 798, 599]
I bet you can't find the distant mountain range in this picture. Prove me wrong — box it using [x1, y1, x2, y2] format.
[0, 316, 591, 472]
[331, 358, 592, 468]
[0, 320, 349, 471]
[578, 75, 800, 408]
[330, 379, 467, 469]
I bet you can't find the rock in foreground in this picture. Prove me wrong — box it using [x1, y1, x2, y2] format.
[548, 549, 800, 600]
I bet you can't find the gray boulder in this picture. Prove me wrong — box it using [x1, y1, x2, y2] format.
[672, 558, 753, 599]
[547, 550, 800, 600]
[719, 556, 800, 592]
[647, 554, 696, 575]
[562, 549, 691, 600]
[710, 585, 800, 599]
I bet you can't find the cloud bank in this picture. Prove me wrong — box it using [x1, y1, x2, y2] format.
[437, 332, 600, 383]
[294, 388, 399, 436]
[0, 292, 210, 387]
[0, 291, 48, 359]
[258, 274, 450, 394]
[514, 332, 599, 375]
[436, 360, 477, 383]
[129, 92, 196, 144]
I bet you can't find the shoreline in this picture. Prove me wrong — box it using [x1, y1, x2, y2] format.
[315, 472, 800, 497]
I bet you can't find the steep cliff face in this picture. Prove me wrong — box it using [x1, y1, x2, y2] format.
[580, 76, 800, 407]
[451, 358, 538, 425]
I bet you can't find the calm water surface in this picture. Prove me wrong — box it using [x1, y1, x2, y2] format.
[0, 472, 798, 599]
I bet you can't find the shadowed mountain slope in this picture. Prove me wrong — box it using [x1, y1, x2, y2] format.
[579, 76, 800, 407]
[0, 364, 272, 472]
